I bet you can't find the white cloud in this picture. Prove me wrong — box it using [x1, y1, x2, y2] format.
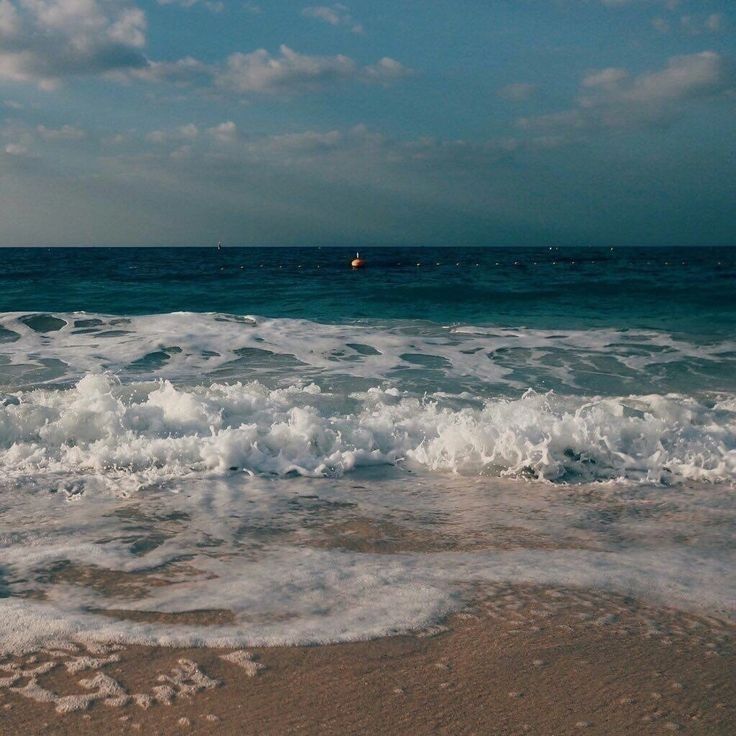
[4, 142, 27, 155]
[207, 120, 238, 143]
[132, 121, 518, 176]
[178, 123, 199, 139]
[123, 45, 411, 98]
[0, 1, 408, 100]
[0, 0, 20, 36]
[215, 45, 356, 94]
[157, 0, 223, 13]
[108, 6, 146, 45]
[520, 51, 735, 132]
[606, 52, 732, 106]
[213, 45, 410, 95]
[680, 13, 724, 35]
[36, 124, 86, 140]
[654, 11, 724, 36]
[230, 123, 516, 173]
[146, 123, 199, 143]
[131, 56, 211, 85]
[364, 57, 412, 83]
[259, 128, 345, 154]
[0, 0, 148, 88]
[302, 4, 362, 34]
[303, 5, 339, 25]
[134, 46, 410, 96]
[582, 67, 628, 89]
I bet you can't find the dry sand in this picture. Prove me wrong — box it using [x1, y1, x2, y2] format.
[1, 583, 733, 736]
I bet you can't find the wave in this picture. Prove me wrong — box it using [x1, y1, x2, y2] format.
[1, 374, 734, 486]
[1, 311, 735, 396]
[3, 544, 734, 655]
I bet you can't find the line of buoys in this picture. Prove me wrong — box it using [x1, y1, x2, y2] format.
[215, 256, 724, 272]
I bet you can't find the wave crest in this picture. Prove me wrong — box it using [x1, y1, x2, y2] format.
[1, 374, 734, 486]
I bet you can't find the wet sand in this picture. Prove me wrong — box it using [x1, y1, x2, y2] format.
[1, 584, 733, 736]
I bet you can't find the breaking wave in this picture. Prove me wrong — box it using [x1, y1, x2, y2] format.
[1, 374, 734, 487]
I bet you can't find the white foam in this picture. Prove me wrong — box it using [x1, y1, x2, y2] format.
[1, 311, 733, 395]
[0, 545, 733, 656]
[1, 464, 734, 656]
[0, 374, 733, 485]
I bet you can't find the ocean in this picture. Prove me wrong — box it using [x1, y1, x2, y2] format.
[0, 246, 734, 654]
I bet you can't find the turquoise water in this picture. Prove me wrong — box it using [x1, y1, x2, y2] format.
[1, 245, 735, 398]
[1, 246, 734, 334]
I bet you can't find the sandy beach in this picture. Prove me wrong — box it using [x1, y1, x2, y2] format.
[2, 582, 733, 736]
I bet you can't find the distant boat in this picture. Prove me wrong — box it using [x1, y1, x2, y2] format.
[217, 241, 223, 251]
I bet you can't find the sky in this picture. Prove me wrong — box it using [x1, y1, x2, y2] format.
[0, 0, 734, 246]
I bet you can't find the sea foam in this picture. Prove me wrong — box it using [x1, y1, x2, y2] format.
[1, 544, 734, 655]
[0, 373, 734, 486]
[1, 311, 734, 396]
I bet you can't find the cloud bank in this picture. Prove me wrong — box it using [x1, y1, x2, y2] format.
[520, 51, 735, 131]
[0, 2, 408, 96]
[0, 0, 147, 89]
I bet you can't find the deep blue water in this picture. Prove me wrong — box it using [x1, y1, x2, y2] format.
[1, 246, 734, 336]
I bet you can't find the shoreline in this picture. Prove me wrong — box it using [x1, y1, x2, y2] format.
[2, 584, 733, 735]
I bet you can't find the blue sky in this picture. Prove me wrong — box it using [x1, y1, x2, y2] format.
[0, 0, 734, 246]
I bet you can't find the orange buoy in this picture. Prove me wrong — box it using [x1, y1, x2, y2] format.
[351, 252, 366, 269]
